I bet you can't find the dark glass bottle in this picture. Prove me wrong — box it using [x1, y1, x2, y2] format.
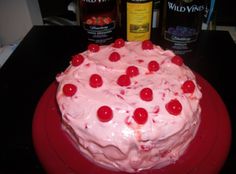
[161, 0, 206, 55]
[202, 0, 217, 30]
[152, 0, 161, 29]
[79, 0, 117, 45]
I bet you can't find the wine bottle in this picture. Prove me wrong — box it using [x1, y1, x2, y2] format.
[121, 0, 153, 41]
[152, 0, 161, 29]
[202, 0, 216, 30]
[161, 0, 206, 55]
[78, 0, 117, 45]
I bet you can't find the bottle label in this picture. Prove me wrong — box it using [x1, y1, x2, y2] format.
[167, 1, 205, 13]
[80, 0, 116, 44]
[163, 0, 205, 54]
[83, 16, 115, 44]
[164, 26, 198, 43]
[127, 1, 152, 41]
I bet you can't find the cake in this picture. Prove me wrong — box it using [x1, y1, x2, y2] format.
[56, 39, 202, 173]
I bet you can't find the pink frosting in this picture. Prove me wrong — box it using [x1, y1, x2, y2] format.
[56, 41, 202, 173]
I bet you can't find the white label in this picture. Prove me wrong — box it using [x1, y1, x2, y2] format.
[168, 2, 205, 13]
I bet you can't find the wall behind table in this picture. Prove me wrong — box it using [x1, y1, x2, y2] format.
[0, 0, 43, 46]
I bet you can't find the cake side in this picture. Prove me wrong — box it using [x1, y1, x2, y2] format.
[56, 40, 202, 173]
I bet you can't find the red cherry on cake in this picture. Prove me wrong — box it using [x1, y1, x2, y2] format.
[126, 66, 139, 77]
[113, 38, 125, 48]
[97, 105, 113, 122]
[171, 55, 183, 66]
[148, 60, 160, 72]
[182, 80, 195, 93]
[109, 52, 121, 62]
[88, 44, 100, 52]
[90, 74, 103, 88]
[63, 83, 77, 96]
[133, 108, 148, 124]
[140, 88, 153, 101]
[165, 99, 182, 115]
[71, 54, 84, 66]
[117, 74, 131, 86]
[142, 40, 153, 50]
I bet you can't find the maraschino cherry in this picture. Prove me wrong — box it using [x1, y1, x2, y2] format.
[133, 108, 148, 124]
[171, 55, 183, 66]
[113, 38, 125, 48]
[148, 60, 160, 72]
[117, 74, 131, 86]
[109, 52, 121, 62]
[140, 88, 153, 101]
[88, 44, 100, 52]
[90, 74, 103, 88]
[63, 83, 77, 96]
[142, 40, 153, 50]
[97, 105, 113, 122]
[182, 80, 195, 93]
[165, 99, 182, 115]
[126, 66, 139, 77]
[71, 54, 84, 66]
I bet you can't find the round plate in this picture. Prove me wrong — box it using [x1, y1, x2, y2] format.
[32, 74, 231, 174]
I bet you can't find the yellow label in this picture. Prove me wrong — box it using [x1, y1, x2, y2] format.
[127, 1, 152, 41]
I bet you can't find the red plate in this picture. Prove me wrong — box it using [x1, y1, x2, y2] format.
[32, 74, 231, 174]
